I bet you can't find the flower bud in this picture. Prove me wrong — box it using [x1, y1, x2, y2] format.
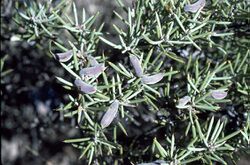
[87, 56, 99, 66]
[101, 100, 119, 128]
[74, 79, 96, 94]
[79, 64, 106, 78]
[184, 0, 206, 13]
[211, 90, 227, 100]
[176, 96, 191, 108]
[129, 55, 143, 77]
[141, 73, 164, 84]
[55, 50, 73, 62]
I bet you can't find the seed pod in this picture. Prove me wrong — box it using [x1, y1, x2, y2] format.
[54, 50, 73, 62]
[79, 64, 106, 78]
[184, 0, 206, 13]
[211, 90, 227, 100]
[129, 54, 143, 77]
[100, 100, 119, 128]
[74, 79, 96, 94]
[176, 96, 191, 108]
[141, 73, 164, 84]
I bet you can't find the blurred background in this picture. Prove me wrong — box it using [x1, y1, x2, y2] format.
[0, 0, 249, 165]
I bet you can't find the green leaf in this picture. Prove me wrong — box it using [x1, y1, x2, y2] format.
[61, 63, 80, 79]
[108, 62, 131, 78]
[153, 138, 168, 158]
[64, 137, 91, 143]
[99, 36, 122, 49]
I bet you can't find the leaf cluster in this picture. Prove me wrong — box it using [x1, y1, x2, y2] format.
[14, 0, 249, 164]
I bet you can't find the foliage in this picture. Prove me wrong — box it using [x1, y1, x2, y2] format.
[13, 0, 249, 164]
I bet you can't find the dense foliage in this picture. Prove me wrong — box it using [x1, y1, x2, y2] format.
[5, 0, 250, 164]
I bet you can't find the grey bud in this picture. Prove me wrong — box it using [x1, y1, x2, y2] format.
[101, 100, 119, 128]
[184, 0, 206, 13]
[55, 50, 73, 62]
[87, 56, 99, 66]
[176, 96, 191, 108]
[141, 73, 164, 84]
[74, 79, 96, 94]
[129, 54, 143, 77]
[211, 90, 227, 100]
[79, 64, 106, 78]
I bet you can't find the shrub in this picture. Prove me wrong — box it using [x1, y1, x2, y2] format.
[13, 0, 249, 164]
